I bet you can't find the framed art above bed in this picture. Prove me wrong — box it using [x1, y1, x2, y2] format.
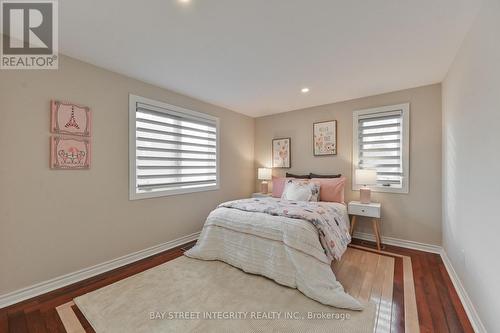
[272, 138, 291, 168]
[313, 120, 337, 156]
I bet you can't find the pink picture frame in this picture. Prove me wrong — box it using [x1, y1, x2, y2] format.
[50, 100, 92, 137]
[50, 136, 91, 169]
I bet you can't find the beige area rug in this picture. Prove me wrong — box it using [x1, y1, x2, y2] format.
[69, 255, 377, 333]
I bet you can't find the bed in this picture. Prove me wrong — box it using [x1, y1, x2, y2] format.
[185, 193, 363, 310]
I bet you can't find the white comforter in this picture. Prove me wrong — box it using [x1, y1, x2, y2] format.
[185, 198, 363, 310]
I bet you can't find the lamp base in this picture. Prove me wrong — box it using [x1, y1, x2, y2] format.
[360, 188, 371, 204]
[260, 181, 268, 194]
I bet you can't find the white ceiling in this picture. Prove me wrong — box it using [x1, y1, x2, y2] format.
[60, 0, 481, 117]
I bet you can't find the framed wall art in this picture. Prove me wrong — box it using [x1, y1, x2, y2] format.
[272, 137, 291, 168]
[50, 136, 91, 169]
[51, 100, 92, 137]
[313, 120, 337, 156]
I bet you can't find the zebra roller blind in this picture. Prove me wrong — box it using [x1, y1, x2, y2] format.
[353, 103, 409, 193]
[129, 95, 219, 199]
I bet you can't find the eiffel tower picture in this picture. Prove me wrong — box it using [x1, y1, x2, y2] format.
[51, 100, 92, 136]
[64, 106, 80, 129]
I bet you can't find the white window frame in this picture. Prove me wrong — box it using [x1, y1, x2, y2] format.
[352, 103, 410, 194]
[129, 94, 220, 200]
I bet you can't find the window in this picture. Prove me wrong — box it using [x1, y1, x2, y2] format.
[352, 103, 409, 193]
[129, 95, 219, 200]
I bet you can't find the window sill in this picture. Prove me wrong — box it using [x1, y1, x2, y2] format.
[129, 184, 220, 200]
[352, 185, 408, 194]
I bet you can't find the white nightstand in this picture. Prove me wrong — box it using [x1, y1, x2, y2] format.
[348, 201, 382, 250]
[252, 192, 272, 198]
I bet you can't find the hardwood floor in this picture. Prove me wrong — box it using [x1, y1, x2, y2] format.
[0, 239, 473, 333]
[351, 239, 474, 333]
[333, 247, 401, 333]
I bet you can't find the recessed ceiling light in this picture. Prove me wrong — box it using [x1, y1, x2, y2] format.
[178, 0, 191, 4]
[301, 87, 310, 93]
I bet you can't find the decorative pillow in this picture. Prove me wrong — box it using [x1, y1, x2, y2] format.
[271, 176, 289, 198]
[281, 179, 320, 202]
[285, 172, 310, 179]
[311, 177, 345, 203]
[309, 173, 341, 179]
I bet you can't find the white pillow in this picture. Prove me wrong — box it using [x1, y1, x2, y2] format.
[281, 180, 320, 201]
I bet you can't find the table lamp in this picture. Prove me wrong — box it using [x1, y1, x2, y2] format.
[257, 168, 272, 193]
[355, 169, 377, 204]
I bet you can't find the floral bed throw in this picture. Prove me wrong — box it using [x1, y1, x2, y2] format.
[219, 198, 351, 261]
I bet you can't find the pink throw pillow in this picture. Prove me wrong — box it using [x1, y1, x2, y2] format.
[272, 176, 289, 198]
[311, 177, 346, 203]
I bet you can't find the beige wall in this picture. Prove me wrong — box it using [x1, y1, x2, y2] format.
[442, 0, 500, 331]
[0, 55, 255, 295]
[255, 84, 442, 245]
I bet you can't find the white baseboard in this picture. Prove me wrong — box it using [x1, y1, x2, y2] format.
[352, 231, 442, 254]
[440, 250, 487, 333]
[0, 232, 200, 309]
